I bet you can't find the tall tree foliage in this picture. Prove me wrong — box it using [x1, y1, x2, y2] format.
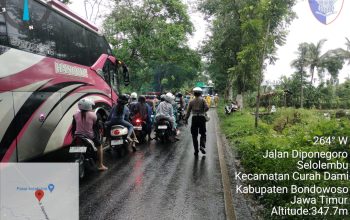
[307, 39, 327, 84]
[103, 0, 201, 93]
[291, 43, 309, 108]
[201, 0, 296, 127]
[289, 40, 345, 108]
[200, 0, 242, 99]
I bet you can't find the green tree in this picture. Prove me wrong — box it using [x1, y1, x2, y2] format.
[201, 0, 296, 114]
[200, 0, 243, 100]
[243, 0, 297, 127]
[306, 39, 327, 84]
[103, 0, 201, 93]
[291, 43, 309, 108]
[331, 37, 350, 66]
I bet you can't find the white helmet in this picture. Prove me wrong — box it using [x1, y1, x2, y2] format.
[165, 92, 174, 103]
[193, 87, 203, 92]
[130, 92, 137, 99]
[78, 98, 93, 111]
[193, 87, 203, 96]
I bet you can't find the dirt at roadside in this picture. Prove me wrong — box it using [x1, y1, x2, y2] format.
[220, 132, 262, 220]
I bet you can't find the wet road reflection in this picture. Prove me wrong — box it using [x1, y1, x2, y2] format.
[79, 109, 225, 220]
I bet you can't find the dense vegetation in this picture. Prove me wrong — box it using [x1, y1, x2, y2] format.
[218, 107, 350, 219]
[201, 0, 350, 116]
[103, 0, 201, 94]
[242, 78, 350, 110]
[200, 0, 296, 101]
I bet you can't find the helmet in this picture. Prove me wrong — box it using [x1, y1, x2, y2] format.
[193, 87, 203, 96]
[193, 87, 202, 92]
[130, 92, 137, 99]
[138, 95, 146, 103]
[165, 92, 174, 103]
[177, 92, 183, 97]
[117, 94, 129, 105]
[160, 94, 166, 101]
[78, 98, 93, 111]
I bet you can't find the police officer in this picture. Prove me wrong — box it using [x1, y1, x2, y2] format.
[185, 87, 209, 156]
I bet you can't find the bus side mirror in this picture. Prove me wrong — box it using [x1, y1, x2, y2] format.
[122, 65, 130, 86]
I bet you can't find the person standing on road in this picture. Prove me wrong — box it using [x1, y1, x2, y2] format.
[214, 94, 219, 107]
[205, 95, 211, 108]
[72, 98, 108, 171]
[185, 87, 209, 156]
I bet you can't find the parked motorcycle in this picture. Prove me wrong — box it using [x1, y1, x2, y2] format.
[69, 135, 98, 179]
[224, 103, 238, 115]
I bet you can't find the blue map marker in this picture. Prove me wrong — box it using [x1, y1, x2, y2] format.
[23, 0, 30, 21]
[48, 184, 55, 192]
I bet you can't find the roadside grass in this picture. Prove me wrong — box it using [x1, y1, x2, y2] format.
[218, 103, 350, 219]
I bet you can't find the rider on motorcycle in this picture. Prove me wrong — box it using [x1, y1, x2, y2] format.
[176, 93, 186, 109]
[129, 92, 138, 117]
[134, 95, 153, 140]
[155, 92, 176, 131]
[72, 98, 108, 170]
[107, 94, 138, 150]
[175, 92, 186, 122]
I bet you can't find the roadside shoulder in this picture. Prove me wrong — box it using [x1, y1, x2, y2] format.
[216, 112, 260, 220]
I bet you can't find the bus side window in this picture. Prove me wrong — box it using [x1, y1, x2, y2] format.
[102, 60, 117, 90]
[109, 62, 117, 89]
[102, 60, 111, 85]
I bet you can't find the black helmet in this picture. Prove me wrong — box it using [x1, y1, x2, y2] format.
[138, 95, 146, 103]
[117, 94, 128, 105]
[177, 92, 183, 97]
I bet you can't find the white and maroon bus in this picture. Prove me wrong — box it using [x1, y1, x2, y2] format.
[0, 0, 129, 162]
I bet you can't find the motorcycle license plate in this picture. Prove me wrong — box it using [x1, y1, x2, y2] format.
[69, 146, 87, 153]
[158, 125, 167, 130]
[134, 126, 142, 131]
[111, 139, 123, 146]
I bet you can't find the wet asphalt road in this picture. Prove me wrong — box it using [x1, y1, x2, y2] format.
[79, 109, 225, 220]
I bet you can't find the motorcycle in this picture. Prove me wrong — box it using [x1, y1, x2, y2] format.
[69, 135, 98, 179]
[132, 117, 147, 143]
[225, 103, 238, 115]
[109, 125, 130, 154]
[154, 118, 176, 143]
[176, 105, 185, 124]
[175, 98, 185, 124]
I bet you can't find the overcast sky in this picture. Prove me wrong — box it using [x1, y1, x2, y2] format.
[69, 0, 350, 84]
[266, 0, 350, 84]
